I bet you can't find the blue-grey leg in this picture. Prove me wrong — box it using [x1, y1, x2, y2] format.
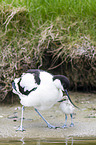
[70, 113, 74, 127]
[35, 108, 58, 129]
[62, 114, 68, 128]
[16, 106, 25, 131]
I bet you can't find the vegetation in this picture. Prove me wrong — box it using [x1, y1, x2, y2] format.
[0, 0, 96, 101]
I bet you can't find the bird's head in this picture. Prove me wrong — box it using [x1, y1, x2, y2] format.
[58, 96, 68, 102]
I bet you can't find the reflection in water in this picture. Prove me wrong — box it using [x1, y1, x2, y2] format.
[20, 137, 73, 145]
[20, 137, 25, 145]
[0, 138, 96, 145]
[36, 140, 40, 145]
[65, 137, 73, 145]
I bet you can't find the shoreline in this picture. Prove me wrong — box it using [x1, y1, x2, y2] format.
[0, 92, 96, 139]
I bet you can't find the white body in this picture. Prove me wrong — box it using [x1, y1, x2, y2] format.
[59, 97, 75, 114]
[13, 71, 63, 110]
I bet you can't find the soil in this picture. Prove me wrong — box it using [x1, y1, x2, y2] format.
[0, 92, 96, 139]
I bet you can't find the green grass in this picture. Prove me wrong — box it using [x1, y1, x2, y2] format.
[0, 0, 96, 64]
[0, 0, 96, 41]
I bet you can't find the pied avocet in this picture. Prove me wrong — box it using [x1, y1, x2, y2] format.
[59, 96, 75, 128]
[12, 69, 77, 131]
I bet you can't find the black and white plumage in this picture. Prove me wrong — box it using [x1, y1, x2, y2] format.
[59, 96, 75, 128]
[12, 69, 76, 131]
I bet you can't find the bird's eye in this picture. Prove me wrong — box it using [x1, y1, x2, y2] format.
[63, 99, 67, 101]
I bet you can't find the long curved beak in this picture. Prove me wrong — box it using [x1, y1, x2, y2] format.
[65, 89, 80, 109]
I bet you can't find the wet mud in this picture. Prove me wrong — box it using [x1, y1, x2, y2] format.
[0, 92, 96, 139]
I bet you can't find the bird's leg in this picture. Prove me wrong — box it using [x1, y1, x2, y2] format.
[61, 114, 68, 128]
[70, 113, 74, 127]
[16, 105, 25, 131]
[35, 108, 58, 129]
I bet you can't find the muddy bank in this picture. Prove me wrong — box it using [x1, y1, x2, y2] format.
[0, 92, 96, 139]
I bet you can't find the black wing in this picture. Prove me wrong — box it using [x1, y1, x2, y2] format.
[26, 69, 42, 85]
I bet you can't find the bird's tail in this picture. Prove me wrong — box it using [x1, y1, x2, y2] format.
[12, 81, 20, 95]
[12, 81, 16, 91]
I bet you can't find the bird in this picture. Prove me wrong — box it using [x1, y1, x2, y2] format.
[12, 69, 77, 131]
[59, 95, 75, 128]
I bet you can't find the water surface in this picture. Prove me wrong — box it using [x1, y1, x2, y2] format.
[0, 138, 96, 145]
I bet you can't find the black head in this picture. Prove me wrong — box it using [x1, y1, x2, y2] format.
[53, 75, 70, 90]
[53, 75, 79, 109]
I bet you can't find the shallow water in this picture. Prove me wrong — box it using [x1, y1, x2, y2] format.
[1, 138, 96, 145]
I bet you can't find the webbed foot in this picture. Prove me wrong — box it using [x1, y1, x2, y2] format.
[47, 123, 59, 129]
[61, 124, 68, 128]
[70, 123, 74, 127]
[16, 126, 26, 132]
